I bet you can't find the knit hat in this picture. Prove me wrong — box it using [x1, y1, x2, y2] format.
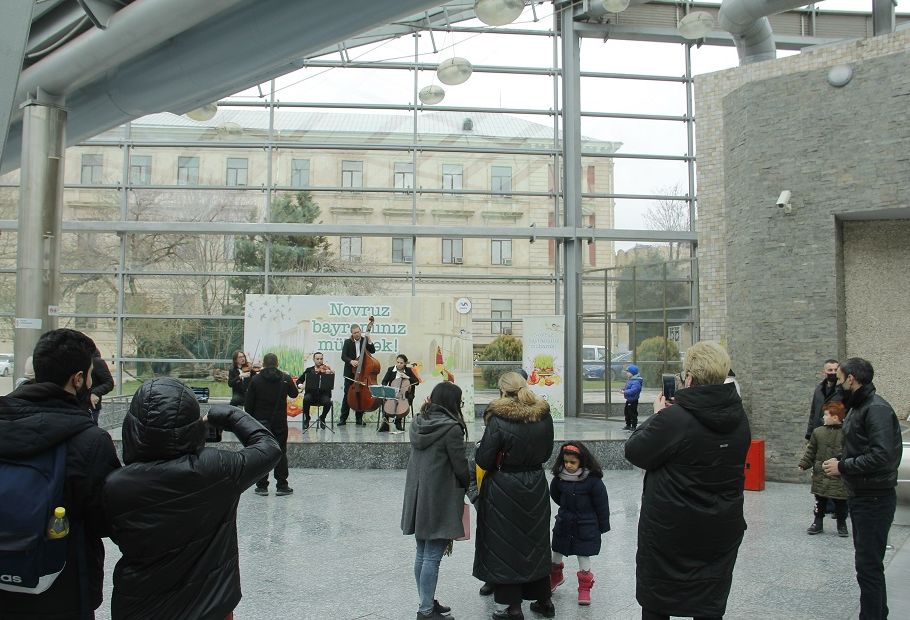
[627, 364, 639, 375]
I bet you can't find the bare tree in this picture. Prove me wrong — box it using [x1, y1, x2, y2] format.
[643, 183, 692, 260]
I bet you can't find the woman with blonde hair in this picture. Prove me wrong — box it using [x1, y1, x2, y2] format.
[474, 372, 555, 619]
[625, 341, 751, 620]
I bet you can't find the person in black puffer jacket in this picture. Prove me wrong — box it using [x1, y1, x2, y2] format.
[103, 378, 281, 620]
[625, 341, 751, 620]
[244, 352, 299, 495]
[474, 371, 555, 620]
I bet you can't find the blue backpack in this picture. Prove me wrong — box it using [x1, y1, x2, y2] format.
[0, 442, 68, 594]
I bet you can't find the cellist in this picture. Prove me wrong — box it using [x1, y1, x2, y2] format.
[379, 354, 421, 432]
[339, 323, 375, 426]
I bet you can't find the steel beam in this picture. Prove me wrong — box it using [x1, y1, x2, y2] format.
[0, 0, 33, 164]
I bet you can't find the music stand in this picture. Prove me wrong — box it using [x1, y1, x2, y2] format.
[303, 372, 336, 434]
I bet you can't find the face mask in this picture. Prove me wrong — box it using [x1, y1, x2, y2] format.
[826, 373, 837, 382]
[838, 381, 853, 400]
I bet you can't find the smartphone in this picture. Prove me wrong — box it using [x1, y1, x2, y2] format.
[205, 421, 223, 443]
[662, 374, 677, 402]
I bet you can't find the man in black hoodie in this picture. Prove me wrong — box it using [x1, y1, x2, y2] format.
[0, 329, 121, 619]
[245, 352, 299, 496]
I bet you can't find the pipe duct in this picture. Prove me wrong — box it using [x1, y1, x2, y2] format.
[718, 0, 820, 65]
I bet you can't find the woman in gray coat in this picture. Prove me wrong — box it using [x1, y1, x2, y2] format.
[401, 382, 470, 620]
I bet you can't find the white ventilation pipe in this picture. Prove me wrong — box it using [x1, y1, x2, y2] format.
[718, 0, 821, 65]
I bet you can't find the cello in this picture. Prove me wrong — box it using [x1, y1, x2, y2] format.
[346, 316, 382, 412]
[383, 368, 413, 419]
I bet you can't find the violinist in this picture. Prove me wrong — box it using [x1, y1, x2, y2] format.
[228, 350, 252, 407]
[298, 352, 334, 430]
[340, 323, 375, 426]
[379, 354, 420, 432]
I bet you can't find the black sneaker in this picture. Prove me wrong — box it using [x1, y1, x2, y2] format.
[275, 485, 293, 496]
[529, 599, 555, 618]
[378, 422, 390, 432]
[434, 600, 451, 614]
[254, 487, 268, 496]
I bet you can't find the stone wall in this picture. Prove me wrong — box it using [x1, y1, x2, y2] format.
[695, 30, 910, 480]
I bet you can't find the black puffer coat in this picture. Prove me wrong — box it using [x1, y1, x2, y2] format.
[244, 367, 298, 427]
[550, 474, 611, 557]
[473, 397, 553, 585]
[103, 378, 281, 620]
[624, 382, 751, 618]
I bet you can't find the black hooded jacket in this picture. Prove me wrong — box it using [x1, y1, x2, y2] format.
[103, 378, 281, 620]
[837, 383, 901, 496]
[0, 382, 121, 620]
[244, 366, 298, 426]
[625, 382, 751, 618]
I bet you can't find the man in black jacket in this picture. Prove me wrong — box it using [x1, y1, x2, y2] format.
[104, 378, 281, 620]
[805, 358, 840, 440]
[88, 350, 114, 425]
[299, 351, 334, 430]
[339, 323, 375, 426]
[0, 329, 121, 620]
[823, 357, 901, 620]
[245, 352, 298, 496]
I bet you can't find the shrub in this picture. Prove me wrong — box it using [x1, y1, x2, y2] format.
[478, 335, 523, 389]
[635, 336, 681, 386]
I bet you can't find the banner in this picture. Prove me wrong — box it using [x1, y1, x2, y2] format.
[523, 316, 565, 421]
[243, 295, 473, 421]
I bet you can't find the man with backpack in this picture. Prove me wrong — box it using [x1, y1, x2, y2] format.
[0, 329, 122, 619]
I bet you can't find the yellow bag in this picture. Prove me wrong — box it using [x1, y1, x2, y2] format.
[476, 465, 486, 490]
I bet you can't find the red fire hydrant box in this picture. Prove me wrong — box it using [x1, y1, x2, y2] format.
[744, 439, 765, 491]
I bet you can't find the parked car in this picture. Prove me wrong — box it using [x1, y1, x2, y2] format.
[582, 345, 606, 379]
[0, 353, 12, 377]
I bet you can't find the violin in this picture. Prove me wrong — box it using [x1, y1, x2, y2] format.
[346, 316, 382, 412]
[383, 369, 412, 418]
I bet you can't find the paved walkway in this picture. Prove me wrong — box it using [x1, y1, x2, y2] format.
[94, 470, 909, 620]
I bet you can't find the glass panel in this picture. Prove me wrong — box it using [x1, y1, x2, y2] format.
[129, 154, 152, 186]
[0, 186, 19, 219]
[68, 147, 122, 185]
[124, 233, 257, 273]
[580, 117, 687, 156]
[61, 232, 120, 271]
[64, 188, 121, 221]
[0, 232, 17, 269]
[580, 39, 686, 76]
[130, 104, 269, 144]
[417, 110, 556, 150]
[122, 275, 241, 316]
[581, 78, 687, 117]
[0, 274, 16, 313]
[128, 189, 262, 222]
[611, 159, 690, 229]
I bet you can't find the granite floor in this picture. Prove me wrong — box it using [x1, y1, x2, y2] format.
[94, 469, 910, 620]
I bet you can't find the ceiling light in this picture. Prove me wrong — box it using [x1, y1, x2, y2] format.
[437, 57, 473, 86]
[185, 103, 218, 122]
[677, 11, 715, 40]
[474, 0, 524, 27]
[602, 0, 631, 13]
[419, 85, 445, 105]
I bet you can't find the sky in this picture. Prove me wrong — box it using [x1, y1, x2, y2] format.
[219, 0, 903, 236]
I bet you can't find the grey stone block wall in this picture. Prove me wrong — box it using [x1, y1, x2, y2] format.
[704, 38, 910, 480]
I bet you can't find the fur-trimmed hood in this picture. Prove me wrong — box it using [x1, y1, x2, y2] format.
[484, 396, 550, 423]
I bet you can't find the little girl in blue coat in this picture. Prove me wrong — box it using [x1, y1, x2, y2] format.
[549, 441, 611, 607]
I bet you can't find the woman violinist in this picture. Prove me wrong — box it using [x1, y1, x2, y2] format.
[228, 350, 253, 407]
[380, 354, 420, 432]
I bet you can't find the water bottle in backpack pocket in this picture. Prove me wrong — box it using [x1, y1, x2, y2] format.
[0, 443, 69, 594]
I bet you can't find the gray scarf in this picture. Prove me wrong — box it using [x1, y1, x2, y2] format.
[558, 467, 589, 482]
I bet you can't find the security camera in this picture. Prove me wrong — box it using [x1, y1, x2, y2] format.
[776, 190, 792, 208]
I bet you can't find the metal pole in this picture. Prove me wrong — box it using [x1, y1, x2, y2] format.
[560, 6, 583, 418]
[872, 0, 896, 36]
[15, 96, 66, 376]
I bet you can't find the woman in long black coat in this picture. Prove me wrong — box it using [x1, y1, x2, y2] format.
[473, 372, 555, 620]
[625, 341, 751, 620]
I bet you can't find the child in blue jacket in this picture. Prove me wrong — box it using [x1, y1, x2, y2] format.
[622, 364, 643, 430]
[549, 442, 611, 607]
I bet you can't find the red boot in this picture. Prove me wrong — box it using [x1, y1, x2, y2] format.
[549, 562, 565, 592]
[577, 570, 595, 606]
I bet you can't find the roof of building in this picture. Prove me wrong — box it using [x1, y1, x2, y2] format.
[132, 109, 621, 151]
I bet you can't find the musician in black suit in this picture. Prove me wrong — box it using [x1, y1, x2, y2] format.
[340, 323, 375, 426]
[379, 354, 420, 432]
[298, 352, 335, 430]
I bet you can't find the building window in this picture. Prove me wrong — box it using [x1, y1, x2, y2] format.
[442, 164, 463, 191]
[129, 155, 152, 186]
[491, 165, 512, 194]
[392, 237, 413, 263]
[177, 156, 199, 186]
[291, 158, 310, 188]
[341, 236, 362, 262]
[491, 299, 513, 335]
[442, 238, 463, 264]
[75, 293, 98, 330]
[342, 160, 363, 188]
[226, 157, 248, 186]
[492, 239, 512, 265]
[80, 154, 103, 184]
[394, 162, 414, 190]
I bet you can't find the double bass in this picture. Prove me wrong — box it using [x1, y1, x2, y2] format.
[346, 316, 382, 412]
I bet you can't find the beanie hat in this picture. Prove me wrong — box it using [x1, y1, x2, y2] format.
[627, 364, 639, 375]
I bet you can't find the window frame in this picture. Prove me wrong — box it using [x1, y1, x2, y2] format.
[177, 156, 200, 186]
[226, 157, 249, 187]
[341, 160, 363, 189]
[392, 237, 414, 263]
[491, 298, 513, 335]
[442, 238, 464, 264]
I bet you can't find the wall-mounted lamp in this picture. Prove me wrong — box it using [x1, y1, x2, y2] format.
[776, 190, 793, 215]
